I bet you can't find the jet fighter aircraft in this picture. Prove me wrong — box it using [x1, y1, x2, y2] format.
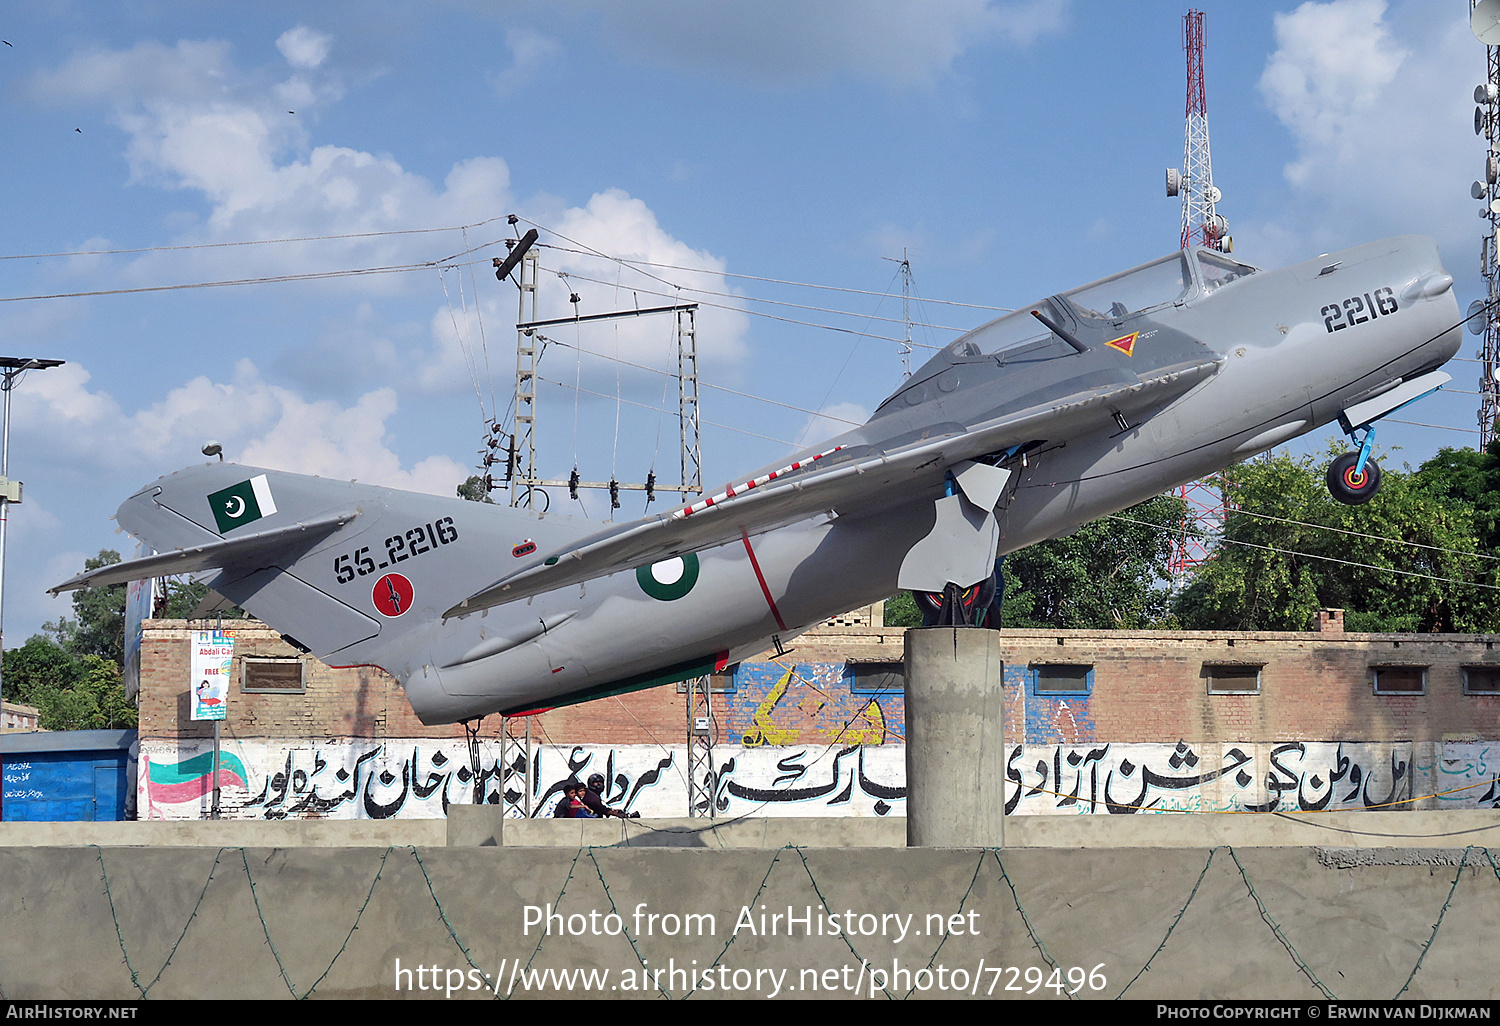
[53, 236, 1462, 724]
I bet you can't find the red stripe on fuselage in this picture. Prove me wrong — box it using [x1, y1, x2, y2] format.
[741, 531, 788, 632]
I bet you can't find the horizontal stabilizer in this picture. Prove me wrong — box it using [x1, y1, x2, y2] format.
[445, 355, 1221, 615]
[48, 510, 358, 594]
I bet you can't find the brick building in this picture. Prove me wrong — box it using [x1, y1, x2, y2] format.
[134, 606, 1500, 820]
[1, 702, 40, 733]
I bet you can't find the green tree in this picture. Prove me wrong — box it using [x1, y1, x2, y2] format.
[883, 493, 1184, 629]
[1174, 449, 1497, 633]
[44, 550, 125, 664]
[32, 655, 135, 731]
[1001, 493, 1183, 629]
[9, 549, 141, 730]
[457, 475, 495, 503]
[4, 634, 83, 709]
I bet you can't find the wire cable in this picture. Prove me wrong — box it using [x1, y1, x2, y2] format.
[540, 242, 1014, 313]
[542, 335, 863, 427]
[1108, 512, 1500, 591]
[0, 216, 509, 262]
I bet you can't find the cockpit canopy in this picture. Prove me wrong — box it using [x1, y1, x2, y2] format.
[943, 249, 1257, 360]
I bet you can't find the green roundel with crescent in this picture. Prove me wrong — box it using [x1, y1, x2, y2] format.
[636, 553, 700, 601]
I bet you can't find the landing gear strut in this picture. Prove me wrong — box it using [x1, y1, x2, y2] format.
[914, 557, 1006, 628]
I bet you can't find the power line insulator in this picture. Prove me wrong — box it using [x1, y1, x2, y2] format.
[483, 473, 494, 493]
[645, 471, 656, 504]
[569, 468, 580, 500]
[609, 478, 620, 509]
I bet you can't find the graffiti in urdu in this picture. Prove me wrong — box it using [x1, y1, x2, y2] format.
[1003, 740, 1429, 815]
[137, 738, 1498, 819]
[138, 740, 908, 820]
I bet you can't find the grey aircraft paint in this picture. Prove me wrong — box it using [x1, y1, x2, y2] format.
[54, 237, 1462, 724]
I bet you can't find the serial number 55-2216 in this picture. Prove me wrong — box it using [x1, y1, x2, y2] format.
[1322, 287, 1397, 332]
[332, 517, 459, 584]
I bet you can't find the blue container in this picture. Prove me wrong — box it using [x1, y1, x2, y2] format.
[0, 730, 136, 821]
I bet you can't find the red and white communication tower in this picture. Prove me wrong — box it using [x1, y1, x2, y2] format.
[1166, 10, 1231, 253]
[1164, 9, 1230, 578]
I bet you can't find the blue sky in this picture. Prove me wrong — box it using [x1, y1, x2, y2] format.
[0, 0, 1489, 644]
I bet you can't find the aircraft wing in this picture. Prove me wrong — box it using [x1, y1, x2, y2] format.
[445, 355, 1221, 616]
[48, 510, 358, 594]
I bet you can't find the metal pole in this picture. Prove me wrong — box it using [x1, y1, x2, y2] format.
[0, 367, 14, 720]
[0, 357, 65, 822]
[0, 359, 63, 734]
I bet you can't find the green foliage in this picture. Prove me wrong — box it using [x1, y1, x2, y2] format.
[44, 550, 125, 664]
[1174, 449, 1499, 633]
[7, 549, 139, 730]
[883, 591, 921, 628]
[5, 635, 83, 708]
[883, 493, 1183, 630]
[1001, 493, 1184, 629]
[457, 475, 495, 503]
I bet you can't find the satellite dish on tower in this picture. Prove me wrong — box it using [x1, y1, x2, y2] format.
[1469, 299, 1489, 335]
[1474, 0, 1500, 44]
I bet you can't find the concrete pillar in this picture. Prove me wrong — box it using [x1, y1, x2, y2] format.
[903, 627, 1005, 847]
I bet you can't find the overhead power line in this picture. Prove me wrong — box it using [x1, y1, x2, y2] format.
[1108, 513, 1500, 593]
[0, 216, 510, 262]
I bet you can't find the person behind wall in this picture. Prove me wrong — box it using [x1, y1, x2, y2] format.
[550, 778, 597, 818]
[582, 772, 641, 819]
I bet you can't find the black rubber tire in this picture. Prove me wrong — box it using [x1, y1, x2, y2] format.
[1327, 452, 1382, 505]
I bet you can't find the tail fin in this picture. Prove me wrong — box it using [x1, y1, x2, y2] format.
[52, 463, 541, 662]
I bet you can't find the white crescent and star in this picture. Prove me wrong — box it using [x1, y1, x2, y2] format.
[224, 496, 246, 518]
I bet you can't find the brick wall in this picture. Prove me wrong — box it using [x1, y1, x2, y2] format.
[140, 612, 1500, 748]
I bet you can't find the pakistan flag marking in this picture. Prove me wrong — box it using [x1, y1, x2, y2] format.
[208, 474, 278, 534]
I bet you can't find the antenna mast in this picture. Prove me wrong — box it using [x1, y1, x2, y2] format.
[1471, 0, 1500, 447]
[1166, 10, 1231, 253]
[1165, 10, 1229, 580]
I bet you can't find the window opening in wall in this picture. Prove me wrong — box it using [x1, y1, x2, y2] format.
[1204, 663, 1262, 695]
[844, 661, 905, 695]
[1372, 665, 1426, 695]
[241, 657, 306, 694]
[1463, 666, 1500, 695]
[1030, 663, 1093, 695]
[676, 669, 737, 693]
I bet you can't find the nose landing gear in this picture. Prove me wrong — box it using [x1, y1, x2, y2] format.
[1327, 421, 1381, 505]
[1327, 450, 1382, 505]
[1323, 369, 1452, 505]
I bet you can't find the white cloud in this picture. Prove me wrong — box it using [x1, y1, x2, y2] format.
[795, 401, 868, 450]
[1244, 0, 1477, 264]
[25, 31, 749, 378]
[489, 28, 560, 97]
[1260, 0, 1407, 187]
[582, 0, 1068, 89]
[277, 26, 332, 70]
[15, 358, 466, 495]
[14, 26, 753, 525]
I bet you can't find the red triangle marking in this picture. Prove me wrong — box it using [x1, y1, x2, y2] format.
[1106, 332, 1139, 356]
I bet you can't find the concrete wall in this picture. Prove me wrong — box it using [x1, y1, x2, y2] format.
[1, 837, 1497, 999]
